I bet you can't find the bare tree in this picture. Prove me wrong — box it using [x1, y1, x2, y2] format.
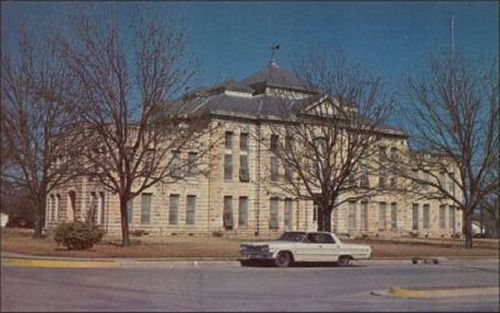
[54, 4, 212, 247]
[402, 52, 499, 248]
[260, 51, 394, 232]
[1, 27, 74, 237]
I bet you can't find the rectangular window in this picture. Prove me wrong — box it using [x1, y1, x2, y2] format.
[390, 148, 398, 189]
[225, 131, 233, 150]
[391, 202, 398, 229]
[448, 173, 455, 196]
[97, 192, 104, 225]
[389, 176, 397, 189]
[449, 206, 456, 232]
[390, 147, 397, 161]
[270, 155, 279, 181]
[56, 194, 61, 221]
[49, 194, 55, 222]
[89, 192, 98, 224]
[239, 155, 250, 182]
[423, 172, 430, 191]
[141, 193, 152, 224]
[169, 194, 179, 225]
[360, 160, 369, 188]
[170, 151, 182, 178]
[379, 202, 386, 230]
[360, 201, 368, 231]
[144, 148, 154, 171]
[285, 136, 292, 152]
[412, 169, 419, 189]
[270, 134, 279, 152]
[348, 171, 356, 186]
[284, 161, 293, 182]
[238, 197, 248, 226]
[412, 203, 419, 230]
[313, 203, 318, 222]
[187, 152, 198, 177]
[349, 201, 357, 231]
[186, 195, 196, 225]
[378, 172, 386, 189]
[379, 146, 386, 161]
[284, 198, 293, 230]
[240, 133, 249, 152]
[439, 205, 446, 229]
[127, 198, 133, 224]
[269, 197, 279, 229]
[225, 132, 234, 181]
[378, 147, 386, 189]
[423, 204, 430, 229]
[439, 171, 446, 188]
[224, 154, 233, 180]
[223, 196, 233, 229]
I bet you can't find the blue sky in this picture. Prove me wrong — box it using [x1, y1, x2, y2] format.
[2, 1, 498, 90]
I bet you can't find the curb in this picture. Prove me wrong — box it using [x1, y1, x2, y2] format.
[371, 285, 499, 298]
[2, 257, 119, 268]
[1, 255, 239, 268]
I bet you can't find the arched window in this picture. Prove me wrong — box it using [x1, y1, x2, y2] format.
[68, 191, 76, 221]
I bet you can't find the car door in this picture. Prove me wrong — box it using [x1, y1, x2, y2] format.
[296, 233, 324, 262]
[314, 233, 340, 262]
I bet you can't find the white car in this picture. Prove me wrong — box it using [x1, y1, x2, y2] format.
[238, 231, 372, 267]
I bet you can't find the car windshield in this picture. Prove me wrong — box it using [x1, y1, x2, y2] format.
[277, 232, 306, 242]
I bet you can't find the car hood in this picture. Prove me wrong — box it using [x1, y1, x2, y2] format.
[240, 240, 290, 246]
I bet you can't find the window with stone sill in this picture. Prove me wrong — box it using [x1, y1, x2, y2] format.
[239, 154, 249, 182]
[223, 196, 234, 230]
[269, 197, 279, 229]
[186, 152, 199, 177]
[238, 196, 248, 226]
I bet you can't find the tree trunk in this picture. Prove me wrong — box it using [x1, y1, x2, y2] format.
[463, 211, 473, 249]
[317, 207, 332, 232]
[119, 195, 130, 247]
[33, 203, 45, 239]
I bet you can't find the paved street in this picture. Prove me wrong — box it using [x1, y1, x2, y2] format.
[1, 259, 498, 311]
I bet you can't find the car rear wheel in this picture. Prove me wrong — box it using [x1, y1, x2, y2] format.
[336, 256, 352, 267]
[274, 251, 293, 267]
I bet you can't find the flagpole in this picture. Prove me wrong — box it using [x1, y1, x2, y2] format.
[451, 15, 454, 54]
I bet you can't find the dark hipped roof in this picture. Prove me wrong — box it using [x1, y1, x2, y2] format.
[175, 62, 407, 137]
[241, 62, 311, 91]
[210, 79, 254, 93]
[183, 93, 321, 119]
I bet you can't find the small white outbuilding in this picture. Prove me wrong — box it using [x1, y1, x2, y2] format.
[0, 212, 9, 228]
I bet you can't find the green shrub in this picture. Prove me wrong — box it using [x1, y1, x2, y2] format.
[53, 221, 105, 250]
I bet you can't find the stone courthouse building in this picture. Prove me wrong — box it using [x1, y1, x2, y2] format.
[45, 60, 462, 239]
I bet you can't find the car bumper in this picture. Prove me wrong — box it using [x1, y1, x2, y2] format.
[238, 253, 275, 261]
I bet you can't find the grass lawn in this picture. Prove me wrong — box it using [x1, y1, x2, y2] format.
[1, 227, 498, 259]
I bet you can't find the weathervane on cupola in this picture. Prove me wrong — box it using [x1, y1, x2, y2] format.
[269, 42, 280, 66]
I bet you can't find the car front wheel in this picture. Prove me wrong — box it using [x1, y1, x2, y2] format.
[240, 260, 254, 267]
[274, 251, 293, 267]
